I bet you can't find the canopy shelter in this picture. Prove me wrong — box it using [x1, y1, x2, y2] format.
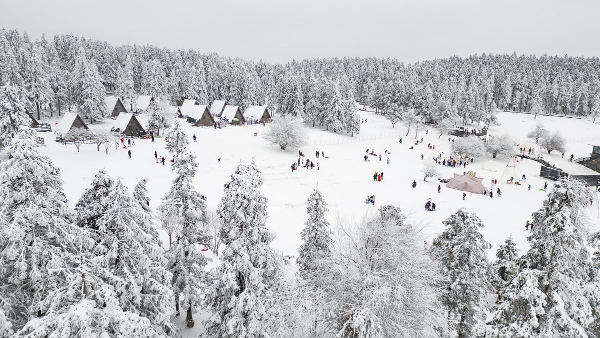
[446, 174, 487, 194]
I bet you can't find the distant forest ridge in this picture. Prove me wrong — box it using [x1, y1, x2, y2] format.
[1, 27, 600, 123]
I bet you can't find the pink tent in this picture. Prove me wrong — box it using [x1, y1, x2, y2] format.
[446, 174, 487, 194]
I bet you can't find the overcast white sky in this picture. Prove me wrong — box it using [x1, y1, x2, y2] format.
[1, 0, 598, 64]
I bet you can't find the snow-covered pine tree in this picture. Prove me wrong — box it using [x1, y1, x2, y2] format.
[17, 268, 164, 337]
[27, 44, 53, 120]
[204, 159, 283, 337]
[430, 209, 492, 337]
[0, 30, 24, 87]
[490, 235, 519, 290]
[165, 120, 189, 156]
[133, 178, 151, 212]
[325, 83, 346, 133]
[0, 131, 77, 330]
[451, 136, 487, 159]
[141, 59, 166, 100]
[0, 83, 28, 148]
[344, 100, 361, 137]
[146, 100, 170, 136]
[79, 62, 106, 123]
[115, 55, 136, 112]
[297, 189, 332, 280]
[92, 179, 175, 334]
[160, 150, 209, 326]
[492, 178, 598, 337]
[74, 169, 114, 230]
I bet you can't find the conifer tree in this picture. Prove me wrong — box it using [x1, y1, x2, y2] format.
[491, 236, 520, 290]
[89, 178, 175, 334]
[165, 120, 189, 156]
[297, 189, 332, 279]
[0, 131, 76, 330]
[133, 178, 151, 212]
[0, 83, 28, 148]
[74, 169, 114, 230]
[492, 179, 598, 337]
[204, 160, 283, 337]
[28, 45, 53, 120]
[161, 150, 209, 327]
[146, 100, 170, 136]
[79, 62, 106, 123]
[115, 55, 136, 112]
[431, 209, 492, 337]
[141, 59, 166, 100]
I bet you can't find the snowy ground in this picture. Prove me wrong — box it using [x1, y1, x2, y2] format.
[35, 110, 600, 335]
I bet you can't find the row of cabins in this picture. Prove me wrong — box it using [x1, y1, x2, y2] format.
[181, 99, 272, 126]
[49, 97, 272, 139]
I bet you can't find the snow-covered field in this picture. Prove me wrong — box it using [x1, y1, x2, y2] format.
[36, 110, 600, 265]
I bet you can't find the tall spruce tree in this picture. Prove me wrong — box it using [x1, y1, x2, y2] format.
[492, 179, 599, 337]
[133, 178, 151, 212]
[0, 131, 76, 330]
[160, 150, 209, 327]
[297, 189, 332, 279]
[431, 209, 492, 338]
[89, 178, 175, 334]
[79, 62, 106, 123]
[0, 83, 28, 148]
[204, 160, 283, 338]
[74, 169, 114, 230]
[164, 120, 189, 156]
[115, 55, 136, 112]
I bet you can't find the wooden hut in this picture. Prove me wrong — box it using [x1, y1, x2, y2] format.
[210, 100, 227, 118]
[221, 105, 245, 124]
[105, 96, 128, 118]
[111, 113, 146, 136]
[187, 105, 215, 127]
[243, 105, 271, 124]
[54, 113, 89, 137]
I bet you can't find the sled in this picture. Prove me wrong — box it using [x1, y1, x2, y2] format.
[324, 156, 329, 158]
[538, 188, 545, 191]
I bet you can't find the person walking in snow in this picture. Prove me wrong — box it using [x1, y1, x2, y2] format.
[377, 174, 381, 181]
[128, 149, 132, 159]
[364, 155, 368, 162]
[321, 151, 324, 157]
[380, 172, 384, 180]
[497, 188, 502, 197]
[379, 154, 382, 161]
[412, 180, 417, 188]
[316, 150, 319, 158]
[386, 158, 390, 165]
[490, 191, 493, 198]
[525, 220, 530, 231]
[161, 157, 165, 165]
[154, 151, 158, 163]
[373, 172, 378, 181]
[128, 138, 131, 146]
[399, 138, 403, 144]
[438, 185, 441, 193]
[544, 181, 548, 191]
[421, 154, 424, 160]
[193, 134, 197, 142]
[463, 192, 466, 200]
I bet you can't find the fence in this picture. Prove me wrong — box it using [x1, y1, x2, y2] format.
[307, 131, 405, 146]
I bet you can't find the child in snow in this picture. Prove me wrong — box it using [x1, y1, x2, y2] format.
[154, 151, 158, 163]
[380, 172, 384, 180]
[373, 172, 378, 181]
[463, 192, 466, 200]
[438, 185, 441, 193]
[193, 134, 197, 142]
[387, 158, 390, 165]
[497, 188, 502, 197]
[412, 180, 417, 188]
[128, 150, 131, 158]
[525, 220, 530, 231]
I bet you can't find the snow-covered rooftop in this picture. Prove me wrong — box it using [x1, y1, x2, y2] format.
[243, 105, 267, 119]
[112, 113, 134, 132]
[221, 105, 239, 120]
[210, 100, 226, 116]
[180, 99, 197, 116]
[136, 95, 153, 111]
[188, 105, 209, 121]
[105, 96, 120, 111]
[54, 113, 81, 136]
